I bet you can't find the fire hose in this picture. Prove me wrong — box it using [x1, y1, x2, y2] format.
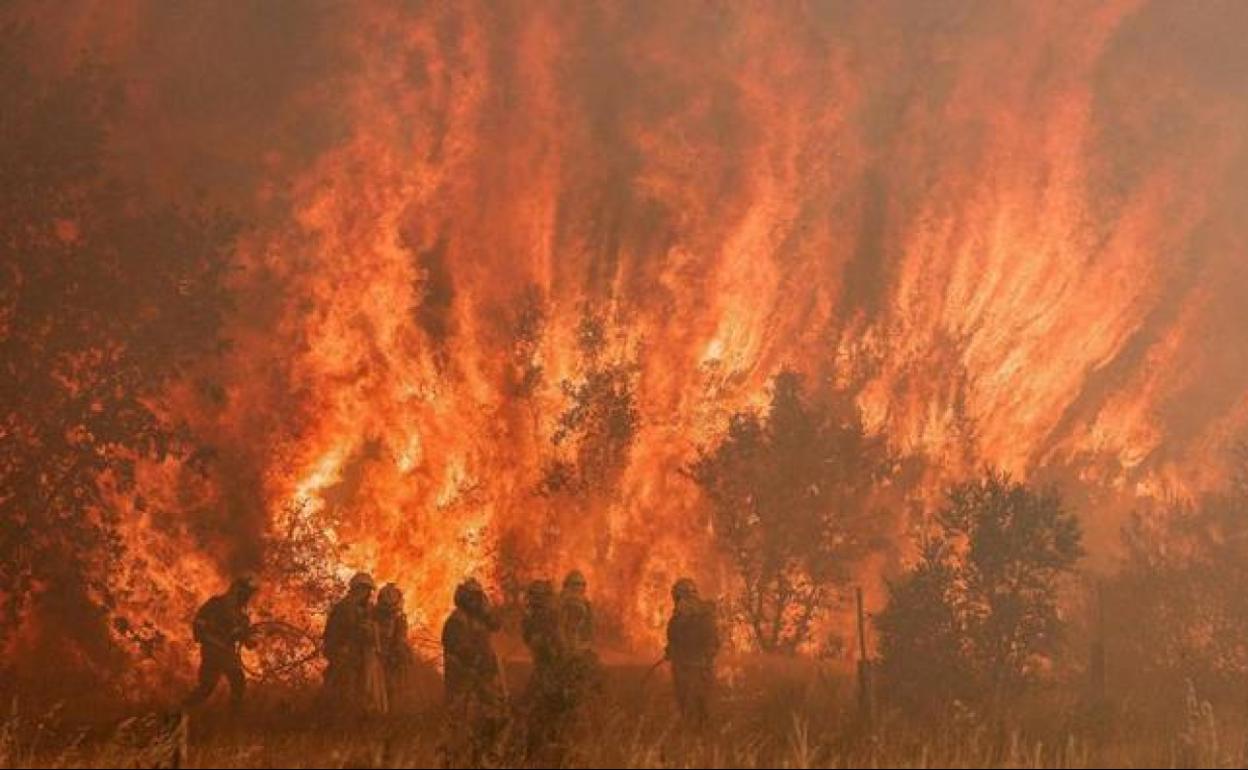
[238, 620, 324, 681]
[638, 655, 668, 695]
[237, 621, 443, 681]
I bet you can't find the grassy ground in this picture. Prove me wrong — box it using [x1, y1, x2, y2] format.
[1, 658, 1241, 768]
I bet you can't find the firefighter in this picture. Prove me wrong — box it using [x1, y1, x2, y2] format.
[375, 582, 413, 709]
[521, 579, 562, 699]
[665, 577, 720, 725]
[323, 571, 388, 718]
[183, 575, 258, 712]
[521, 579, 564, 758]
[441, 578, 504, 766]
[558, 570, 594, 658]
[558, 569, 602, 703]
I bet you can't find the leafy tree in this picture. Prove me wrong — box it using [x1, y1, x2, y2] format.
[1107, 447, 1248, 701]
[690, 370, 894, 653]
[0, 47, 235, 682]
[541, 311, 639, 495]
[877, 472, 1083, 711]
[874, 538, 969, 712]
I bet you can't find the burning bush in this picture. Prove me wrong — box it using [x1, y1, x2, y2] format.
[0, 42, 235, 690]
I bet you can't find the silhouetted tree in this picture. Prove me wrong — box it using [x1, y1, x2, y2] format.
[505, 284, 546, 399]
[1107, 446, 1248, 702]
[542, 311, 639, 494]
[874, 537, 969, 712]
[690, 370, 893, 653]
[0, 47, 235, 681]
[877, 472, 1083, 712]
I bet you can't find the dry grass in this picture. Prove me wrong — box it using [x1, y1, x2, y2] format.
[2, 661, 1243, 769]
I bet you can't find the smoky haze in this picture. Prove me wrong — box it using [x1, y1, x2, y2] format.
[1, 0, 1247, 694]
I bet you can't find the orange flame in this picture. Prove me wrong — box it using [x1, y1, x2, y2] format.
[7, 0, 1248, 686]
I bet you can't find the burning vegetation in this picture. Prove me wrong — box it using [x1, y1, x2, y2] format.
[2, 0, 1248, 767]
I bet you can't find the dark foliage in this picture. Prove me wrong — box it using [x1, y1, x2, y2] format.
[690, 370, 894, 653]
[876, 472, 1083, 713]
[0, 46, 236, 681]
[1106, 446, 1248, 700]
[541, 311, 639, 495]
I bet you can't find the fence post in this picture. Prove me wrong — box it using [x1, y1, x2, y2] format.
[856, 586, 875, 724]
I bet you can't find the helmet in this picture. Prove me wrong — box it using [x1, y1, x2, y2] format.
[230, 574, 259, 598]
[454, 578, 486, 611]
[349, 572, 376, 592]
[563, 569, 587, 591]
[378, 582, 403, 608]
[671, 577, 699, 602]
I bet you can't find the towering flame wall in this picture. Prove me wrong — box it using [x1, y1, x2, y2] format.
[6, 0, 1248, 688]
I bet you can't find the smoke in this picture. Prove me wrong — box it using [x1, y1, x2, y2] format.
[4, 0, 1247, 685]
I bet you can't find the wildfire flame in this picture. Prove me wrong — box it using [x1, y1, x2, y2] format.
[5, 0, 1248, 690]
